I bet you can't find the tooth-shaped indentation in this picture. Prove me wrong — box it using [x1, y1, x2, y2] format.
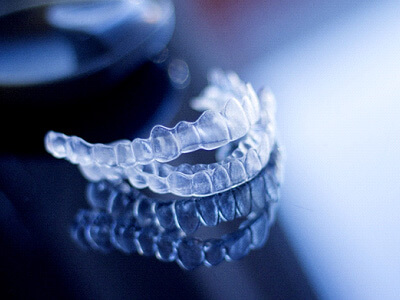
[264, 172, 280, 203]
[203, 239, 226, 266]
[213, 90, 235, 109]
[231, 148, 245, 159]
[45, 131, 68, 158]
[248, 211, 269, 249]
[197, 196, 219, 226]
[266, 123, 276, 143]
[70, 210, 92, 250]
[136, 226, 158, 256]
[191, 164, 208, 173]
[240, 137, 257, 151]
[266, 144, 278, 167]
[223, 228, 251, 261]
[211, 165, 231, 192]
[177, 238, 204, 270]
[221, 98, 250, 140]
[135, 197, 155, 226]
[67, 136, 92, 165]
[86, 181, 113, 211]
[241, 95, 258, 125]
[226, 71, 243, 91]
[156, 230, 180, 262]
[211, 69, 235, 92]
[192, 171, 213, 195]
[155, 201, 175, 230]
[215, 143, 233, 161]
[141, 162, 157, 175]
[258, 139, 271, 166]
[79, 164, 103, 182]
[246, 83, 260, 114]
[244, 148, 262, 178]
[125, 167, 147, 189]
[175, 121, 201, 153]
[175, 200, 200, 234]
[147, 174, 168, 194]
[150, 125, 180, 162]
[217, 190, 236, 221]
[176, 163, 194, 175]
[111, 217, 137, 254]
[158, 163, 174, 178]
[258, 88, 276, 115]
[208, 69, 224, 86]
[86, 213, 114, 252]
[227, 160, 247, 185]
[115, 141, 135, 167]
[93, 144, 117, 166]
[190, 86, 226, 111]
[233, 183, 251, 217]
[249, 174, 267, 211]
[132, 138, 153, 164]
[99, 165, 122, 182]
[196, 111, 230, 149]
[110, 192, 132, 215]
[167, 172, 192, 196]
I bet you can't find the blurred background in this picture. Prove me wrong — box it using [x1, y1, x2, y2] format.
[1, 0, 399, 299]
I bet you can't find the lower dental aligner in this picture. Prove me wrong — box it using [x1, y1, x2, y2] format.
[45, 69, 265, 167]
[85, 144, 282, 235]
[78, 88, 276, 197]
[71, 205, 277, 270]
[71, 145, 282, 270]
[71, 203, 276, 270]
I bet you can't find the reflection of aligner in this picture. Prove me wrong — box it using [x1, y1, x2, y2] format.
[70, 145, 281, 269]
[71, 205, 277, 270]
[45, 70, 277, 197]
[86, 144, 282, 234]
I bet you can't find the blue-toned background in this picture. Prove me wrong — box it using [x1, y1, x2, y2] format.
[1, 0, 399, 299]
[173, 1, 400, 299]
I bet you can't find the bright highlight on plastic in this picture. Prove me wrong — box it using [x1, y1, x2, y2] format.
[45, 69, 278, 197]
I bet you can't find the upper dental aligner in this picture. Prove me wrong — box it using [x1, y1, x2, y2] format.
[78, 88, 276, 197]
[45, 70, 263, 167]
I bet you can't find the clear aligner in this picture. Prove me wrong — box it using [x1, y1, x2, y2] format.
[45, 69, 265, 167]
[71, 143, 282, 269]
[71, 204, 277, 270]
[79, 88, 277, 197]
[84, 144, 282, 235]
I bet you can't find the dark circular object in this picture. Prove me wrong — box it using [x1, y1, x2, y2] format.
[0, 0, 175, 99]
[0, 0, 177, 154]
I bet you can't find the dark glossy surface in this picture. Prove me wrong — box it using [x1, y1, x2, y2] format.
[0, 61, 176, 154]
[0, 77, 316, 299]
[0, 0, 174, 89]
[0, 1, 317, 299]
